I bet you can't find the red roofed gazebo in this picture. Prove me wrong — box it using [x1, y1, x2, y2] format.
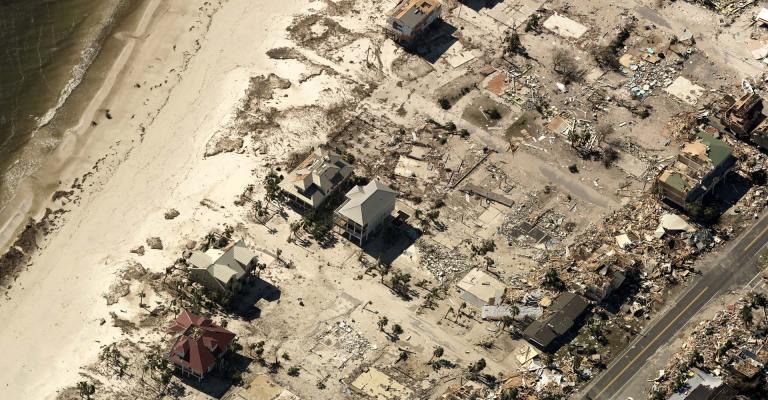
[167, 309, 236, 380]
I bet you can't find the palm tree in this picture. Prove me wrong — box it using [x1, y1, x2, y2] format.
[254, 200, 268, 225]
[752, 292, 768, 323]
[456, 302, 467, 322]
[428, 346, 444, 364]
[544, 268, 564, 291]
[288, 221, 302, 242]
[377, 316, 388, 332]
[76, 381, 95, 400]
[741, 304, 754, 327]
[390, 271, 412, 298]
[378, 262, 392, 284]
[499, 316, 515, 336]
[510, 305, 520, 319]
[138, 290, 146, 309]
[390, 324, 404, 341]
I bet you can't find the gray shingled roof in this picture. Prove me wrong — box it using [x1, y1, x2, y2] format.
[188, 240, 256, 286]
[337, 180, 397, 226]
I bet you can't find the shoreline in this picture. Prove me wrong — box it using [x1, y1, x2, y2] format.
[0, 0, 161, 258]
[0, 0, 310, 397]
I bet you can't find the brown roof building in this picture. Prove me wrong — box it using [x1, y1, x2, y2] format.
[723, 92, 763, 138]
[751, 118, 768, 152]
[523, 292, 588, 351]
[385, 0, 442, 43]
[278, 149, 353, 211]
[167, 310, 236, 380]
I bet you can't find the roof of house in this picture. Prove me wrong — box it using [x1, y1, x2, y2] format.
[456, 268, 506, 306]
[668, 368, 737, 400]
[167, 310, 236, 376]
[697, 131, 732, 167]
[336, 180, 397, 226]
[188, 240, 256, 286]
[390, 0, 440, 26]
[279, 149, 353, 205]
[523, 292, 588, 349]
[658, 131, 734, 194]
[727, 92, 762, 119]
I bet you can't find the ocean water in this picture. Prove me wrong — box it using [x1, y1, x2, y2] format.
[0, 0, 135, 210]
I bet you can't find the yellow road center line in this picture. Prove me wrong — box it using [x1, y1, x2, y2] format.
[594, 287, 709, 399]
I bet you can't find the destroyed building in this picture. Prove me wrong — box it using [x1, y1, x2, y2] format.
[668, 368, 738, 400]
[750, 117, 768, 152]
[523, 292, 589, 351]
[657, 131, 735, 210]
[334, 179, 397, 245]
[456, 268, 506, 309]
[728, 346, 764, 382]
[723, 92, 763, 138]
[384, 0, 441, 43]
[279, 149, 354, 211]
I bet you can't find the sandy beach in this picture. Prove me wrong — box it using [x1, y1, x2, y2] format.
[0, 0, 311, 397]
[4, 0, 762, 399]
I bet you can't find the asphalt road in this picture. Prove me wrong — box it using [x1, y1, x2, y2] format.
[583, 212, 768, 400]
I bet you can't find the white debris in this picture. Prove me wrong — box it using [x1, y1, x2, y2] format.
[543, 14, 588, 39]
[664, 77, 705, 105]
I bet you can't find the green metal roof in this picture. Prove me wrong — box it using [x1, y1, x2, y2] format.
[696, 131, 732, 167]
[662, 172, 688, 192]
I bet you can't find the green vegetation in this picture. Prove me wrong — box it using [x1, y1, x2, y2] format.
[483, 107, 502, 120]
[543, 268, 566, 291]
[77, 381, 96, 400]
[264, 170, 283, 202]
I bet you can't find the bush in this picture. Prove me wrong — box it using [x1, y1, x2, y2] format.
[505, 32, 527, 57]
[343, 152, 355, 164]
[686, 203, 720, 225]
[552, 48, 586, 83]
[484, 107, 502, 120]
[602, 147, 620, 168]
[525, 14, 541, 32]
[595, 24, 633, 71]
[438, 98, 451, 110]
[750, 169, 767, 185]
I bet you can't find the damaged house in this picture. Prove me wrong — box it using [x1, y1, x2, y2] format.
[668, 368, 737, 400]
[657, 131, 735, 211]
[750, 118, 768, 152]
[334, 179, 397, 245]
[456, 268, 506, 309]
[188, 239, 259, 298]
[279, 149, 354, 211]
[385, 0, 442, 43]
[523, 292, 589, 351]
[723, 92, 763, 138]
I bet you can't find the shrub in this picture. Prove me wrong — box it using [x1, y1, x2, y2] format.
[484, 107, 502, 120]
[552, 48, 586, 83]
[602, 147, 620, 168]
